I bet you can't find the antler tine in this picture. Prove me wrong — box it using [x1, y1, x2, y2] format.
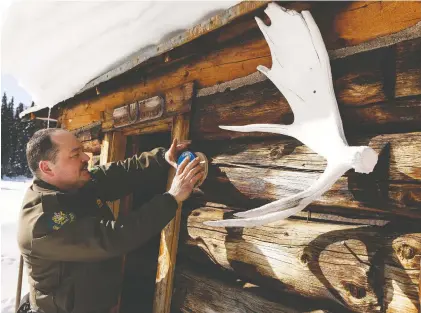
[219, 124, 292, 136]
[203, 203, 306, 228]
[204, 4, 379, 228]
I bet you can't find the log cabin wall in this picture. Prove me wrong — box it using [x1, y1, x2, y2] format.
[57, 2, 421, 313]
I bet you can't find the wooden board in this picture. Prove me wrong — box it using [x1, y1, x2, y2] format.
[153, 114, 190, 313]
[314, 2, 421, 48]
[71, 121, 102, 141]
[59, 5, 421, 131]
[99, 132, 127, 218]
[191, 132, 421, 218]
[81, 139, 101, 154]
[121, 118, 172, 136]
[180, 205, 421, 313]
[98, 131, 129, 313]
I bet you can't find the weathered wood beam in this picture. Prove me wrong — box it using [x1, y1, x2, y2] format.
[153, 114, 190, 313]
[121, 118, 172, 136]
[59, 5, 421, 131]
[173, 266, 335, 313]
[81, 139, 101, 154]
[192, 85, 421, 141]
[98, 131, 129, 313]
[71, 121, 102, 141]
[180, 205, 421, 313]
[395, 38, 421, 98]
[192, 132, 421, 218]
[99, 132, 127, 218]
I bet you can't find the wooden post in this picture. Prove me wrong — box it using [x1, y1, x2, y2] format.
[153, 114, 190, 313]
[100, 131, 127, 218]
[100, 131, 129, 313]
[14, 255, 24, 312]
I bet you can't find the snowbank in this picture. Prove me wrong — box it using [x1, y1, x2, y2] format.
[1, 178, 32, 313]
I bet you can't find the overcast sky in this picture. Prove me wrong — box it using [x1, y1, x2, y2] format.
[1, 0, 32, 107]
[1, 73, 33, 107]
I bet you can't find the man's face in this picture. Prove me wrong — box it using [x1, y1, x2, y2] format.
[47, 130, 91, 190]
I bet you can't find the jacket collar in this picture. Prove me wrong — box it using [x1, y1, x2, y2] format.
[33, 178, 64, 193]
[33, 177, 97, 196]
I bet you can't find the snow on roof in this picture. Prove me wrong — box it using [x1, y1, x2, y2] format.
[2, 1, 240, 118]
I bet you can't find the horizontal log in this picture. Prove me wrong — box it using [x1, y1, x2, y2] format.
[81, 139, 101, 154]
[79, 2, 421, 97]
[395, 38, 421, 98]
[313, 2, 421, 48]
[180, 205, 421, 313]
[121, 118, 172, 136]
[192, 83, 421, 142]
[59, 4, 421, 131]
[71, 121, 102, 142]
[173, 266, 334, 313]
[192, 132, 421, 217]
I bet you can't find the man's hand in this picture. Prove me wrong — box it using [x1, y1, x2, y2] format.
[165, 138, 190, 169]
[168, 156, 204, 204]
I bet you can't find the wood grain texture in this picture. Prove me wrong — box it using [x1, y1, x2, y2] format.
[395, 38, 421, 98]
[153, 114, 190, 313]
[192, 81, 421, 140]
[180, 205, 421, 313]
[173, 266, 334, 313]
[98, 132, 128, 313]
[190, 132, 421, 218]
[121, 117, 172, 136]
[99, 132, 127, 218]
[81, 139, 101, 154]
[316, 2, 421, 47]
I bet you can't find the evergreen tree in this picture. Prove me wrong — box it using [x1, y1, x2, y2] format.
[22, 102, 37, 177]
[13, 103, 27, 176]
[5, 97, 16, 176]
[2, 96, 42, 178]
[1, 93, 10, 176]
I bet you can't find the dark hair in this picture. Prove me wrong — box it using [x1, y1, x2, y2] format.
[26, 129, 60, 177]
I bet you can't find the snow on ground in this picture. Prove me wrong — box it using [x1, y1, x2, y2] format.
[1, 177, 32, 313]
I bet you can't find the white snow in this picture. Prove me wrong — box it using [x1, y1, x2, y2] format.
[1, 1, 240, 117]
[1, 177, 32, 313]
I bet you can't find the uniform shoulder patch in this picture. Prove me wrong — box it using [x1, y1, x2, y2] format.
[49, 211, 76, 231]
[96, 198, 104, 208]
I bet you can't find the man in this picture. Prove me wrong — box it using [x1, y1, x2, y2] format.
[17, 128, 204, 313]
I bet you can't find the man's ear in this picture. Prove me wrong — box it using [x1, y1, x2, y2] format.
[39, 160, 54, 177]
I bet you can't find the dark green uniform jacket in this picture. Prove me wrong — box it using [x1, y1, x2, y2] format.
[17, 148, 178, 313]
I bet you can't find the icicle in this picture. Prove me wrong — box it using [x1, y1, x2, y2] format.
[47, 107, 51, 129]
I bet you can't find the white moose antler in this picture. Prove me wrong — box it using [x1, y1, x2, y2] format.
[204, 3, 378, 228]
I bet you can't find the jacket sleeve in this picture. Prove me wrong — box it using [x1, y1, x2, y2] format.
[89, 147, 170, 201]
[29, 193, 178, 262]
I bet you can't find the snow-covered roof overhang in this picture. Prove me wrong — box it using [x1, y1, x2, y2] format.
[2, 1, 269, 119]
